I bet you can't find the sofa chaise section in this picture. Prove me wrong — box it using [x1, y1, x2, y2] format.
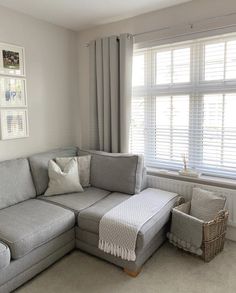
[77, 190, 177, 251]
[76, 188, 178, 273]
[73, 150, 178, 274]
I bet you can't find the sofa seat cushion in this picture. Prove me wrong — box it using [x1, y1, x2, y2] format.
[0, 241, 10, 270]
[39, 187, 111, 215]
[78, 188, 178, 251]
[0, 199, 75, 260]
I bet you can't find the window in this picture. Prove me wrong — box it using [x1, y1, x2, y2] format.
[130, 33, 236, 179]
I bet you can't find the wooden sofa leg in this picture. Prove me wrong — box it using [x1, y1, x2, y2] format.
[123, 268, 141, 277]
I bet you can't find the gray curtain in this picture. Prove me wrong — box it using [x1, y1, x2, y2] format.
[89, 33, 133, 153]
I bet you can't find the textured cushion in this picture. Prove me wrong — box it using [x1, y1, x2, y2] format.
[78, 149, 144, 195]
[56, 155, 91, 187]
[78, 188, 177, 250]
[44, 159, 83, 196]
[0, 158, 36, 209]
[29, 147, 77, 195]
[40, 187, 111, 215]
[0, 241, 10, 270]
[190, 188, 226, 221]
[0, 199, 75, 259]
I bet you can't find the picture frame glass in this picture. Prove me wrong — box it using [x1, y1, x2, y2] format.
[0, 45, 24, 76]
[0, 77, 26, 107]
[3, 50, 20, 69]
[1, 109, 28, 139]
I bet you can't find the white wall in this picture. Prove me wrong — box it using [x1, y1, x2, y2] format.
[76, 0, 236, 148]
[0, 6, 77, 161]
[1, 0, 236, 160]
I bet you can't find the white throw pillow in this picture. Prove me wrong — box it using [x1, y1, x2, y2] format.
[190, 188, 226, 221]
[56, 155, 91, 187]
[44, 158, 83, 196]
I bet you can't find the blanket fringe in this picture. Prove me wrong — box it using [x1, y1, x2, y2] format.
[99, 239, 136, 261]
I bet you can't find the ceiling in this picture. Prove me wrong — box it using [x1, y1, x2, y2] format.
[0, 0, 192, 31]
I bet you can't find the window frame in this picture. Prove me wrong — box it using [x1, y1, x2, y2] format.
[131, 33, 236, 179]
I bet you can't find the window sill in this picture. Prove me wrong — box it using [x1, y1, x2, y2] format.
[147, 167, 236, 190]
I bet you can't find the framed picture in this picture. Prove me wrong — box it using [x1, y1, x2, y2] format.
[0, 109, 29, 140]
[0, 44, 25, 76]
[0, 77, 27, 107]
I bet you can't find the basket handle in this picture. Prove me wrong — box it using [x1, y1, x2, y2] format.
[174, 196, 185, 207]
[203, 210, 229, 226]
[216, 209, 229, 221]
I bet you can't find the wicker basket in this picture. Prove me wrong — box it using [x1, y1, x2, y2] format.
[171, 199, 229, 262]
[201, 209, 229, 262]
[174, 195, 185, 207]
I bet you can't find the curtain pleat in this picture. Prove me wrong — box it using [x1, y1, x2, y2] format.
[89, 40, 98, 149]
[95, 39, 104, 150]
[103, 37, 111, 152]
[109, 36, 119, 152]
[119, 34, 133, 153]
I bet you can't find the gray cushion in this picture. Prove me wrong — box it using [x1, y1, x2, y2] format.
[0, 199, 75, 259]
[0, 158, 36, 210]
[78, 188, 178, 250]
[78, 149, 144, 195]
[29, 147, 77, 195]
[0, 241, 10, 270]
[39, 187, 111, 215]
[190, 188, 226, 221]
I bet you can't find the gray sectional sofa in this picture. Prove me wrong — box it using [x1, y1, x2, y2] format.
[0, 147, 178, 292]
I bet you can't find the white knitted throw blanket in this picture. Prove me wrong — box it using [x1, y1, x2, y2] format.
[98, 188, 177, 261]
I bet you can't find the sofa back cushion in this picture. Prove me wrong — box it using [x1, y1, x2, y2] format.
[29, 147, 77, 195]
[0, 158, 36, 209]
[78, 149, 144, 195]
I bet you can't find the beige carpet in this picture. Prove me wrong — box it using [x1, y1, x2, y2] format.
[15, 241, 236, 293]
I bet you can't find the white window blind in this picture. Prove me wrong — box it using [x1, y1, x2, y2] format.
[130, 33, 236, 179]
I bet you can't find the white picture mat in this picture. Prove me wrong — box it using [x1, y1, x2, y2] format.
[0, 77, 27, 107]
[0, 109, 29, 140]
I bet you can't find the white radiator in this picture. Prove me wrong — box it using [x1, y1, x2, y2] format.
[147, 175, 236, 241]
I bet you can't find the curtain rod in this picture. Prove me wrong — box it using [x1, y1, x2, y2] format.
[133, 11, 236, 37]
[85, 11, 236, 47]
